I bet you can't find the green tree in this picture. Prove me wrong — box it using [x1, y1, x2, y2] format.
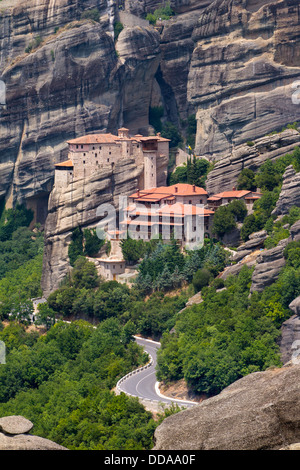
[83, 228, 104, 257]
[161, 122, 182, 148]
[71, 257, 99, 289]
[255, 159, 281, 191]
[212, 206, 236, 238]
[35, 303, 56, 330]
[68, 228, 84, 266]
[192, 268, 211, 292]
[237, 168, 256, 191]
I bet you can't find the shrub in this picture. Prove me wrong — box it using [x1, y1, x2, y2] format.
[114, 22, 124, 40]
[237, 168, 256, 191]
[81, 8, 100, 22]
[192, 268, 211, 292]
[212, 205, 236, 238]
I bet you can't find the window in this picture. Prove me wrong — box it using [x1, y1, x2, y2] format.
[189, 200, 192, 204]
[107, 158, 110, 162]
[96, 161, 98, 165]
[200, 199, 202, 204]
[81, 145, 83, 149]
[83, 160, 85, 164]
[95, 153, 97, 157]
[76, 145, 79, 149]
[83, 153, 86, 156]
[109, 151, 111, 155]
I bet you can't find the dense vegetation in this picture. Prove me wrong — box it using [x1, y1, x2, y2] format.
[239, 147, 300, 242]
[0, 204, 44, 321]
[68, 226, 105, 266]
[156, 261, 298, 395]
[146, 2, 175, 25]
[0, 319, 158, 450]
[1, 140, 300, 449]
[169, 155, 212, 188]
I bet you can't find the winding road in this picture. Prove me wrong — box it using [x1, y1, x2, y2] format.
[117, 336, 197, 409]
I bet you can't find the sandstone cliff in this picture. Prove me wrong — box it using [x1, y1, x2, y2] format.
[41, 158, 143, 296]
[128, 0, 300, 158]
[0, 0, 161, 220]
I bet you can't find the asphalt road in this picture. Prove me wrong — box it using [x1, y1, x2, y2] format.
[117, 336, 197, 408]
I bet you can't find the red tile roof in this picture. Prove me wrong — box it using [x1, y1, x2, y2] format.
[55, 160, 74, 168]
[158, 203, 213, 216]
[130, 184, 207, 200]
[208, 190, 251, 200]
[67, 132, 170, 145]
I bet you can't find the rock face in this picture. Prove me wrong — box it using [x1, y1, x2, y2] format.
[272, 165, 300, 217]
[279, 314, 300, 364]
[0, 0, 161, 219]
[41, 158, 144, 296]
[250, 241, 288, 293]
[190, 0, 300, 158]
[1, 0, 300, 214]
[0, 415, 67, 450]
[154, 362, 300, 450]
[289, 297, 300, 316]
[232, 230, 267, 263]
[205, 129, 300, 195]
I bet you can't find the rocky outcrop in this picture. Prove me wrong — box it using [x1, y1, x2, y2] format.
[279, 314, 300, 365]
[290, 219, 300, 242]
[190, 0, 300, 158]
[289, 297, 300, 316]
[272, 165, 300, 217]
[124, 0, 210, 17]
[0, 416, 67, 450]
[154, 362, 300, 450]
[232, 230, 267, 263]
[205, 129, 300, 194]
[250, 240, 288, 293]
[41, 158, 143, 296]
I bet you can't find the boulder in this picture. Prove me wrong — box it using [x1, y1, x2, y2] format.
[0, 416, 33, 435]
[0, 433, 67, 450]
[289, 297, 300, 316]
[154, 363, 300, 450]
[0, 416, 67, 450]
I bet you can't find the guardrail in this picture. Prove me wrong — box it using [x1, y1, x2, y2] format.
[116, 352, 154, 397]
[116, 351, 197, 411]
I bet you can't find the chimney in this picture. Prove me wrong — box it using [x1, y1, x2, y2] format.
[175, 186, 178, 193]
[232, 186, 236, 191]
[118, 128, 129, 139]
[193, 184, 196, 192]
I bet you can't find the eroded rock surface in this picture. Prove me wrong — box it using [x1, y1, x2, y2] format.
[154, 362, 300, 450]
